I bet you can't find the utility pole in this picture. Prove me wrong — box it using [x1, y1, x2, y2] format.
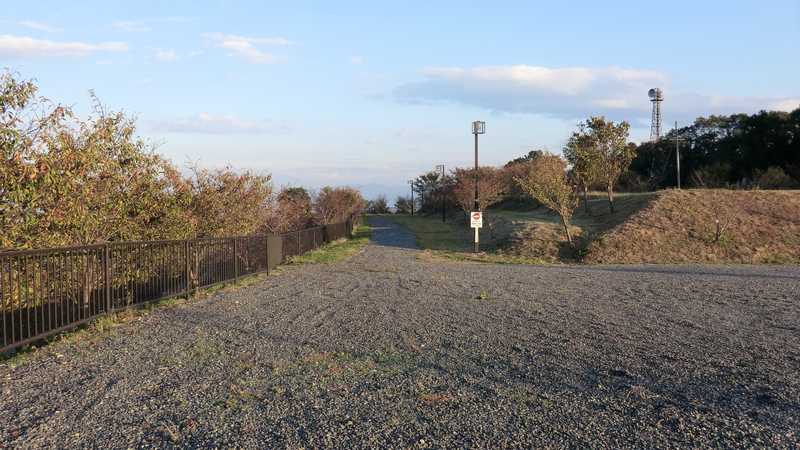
[408, 179, 414, 215]
[436, 164, 446, 223]
[672, 121, 685, 189]
[471, 121, 485, 253]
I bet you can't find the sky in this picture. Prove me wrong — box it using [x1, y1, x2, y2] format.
[2, 1, 799, 200]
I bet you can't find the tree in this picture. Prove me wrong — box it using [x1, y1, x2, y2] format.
[314, 186, 365, 224]
[563, 130, 601, 213]
[567, 117, 634, 213]
[514, 153, 579, 244]
[394, 196, 413, 214]
[412, 171, 442, 212]
[505, 149, 545, 167]
[265, 186, 313, 232]
[1, 71, 195, 248]
[627, 107, 800, 189]
[366, 194, 390, 213]
[189, 166, 273, 237]
[503, 149, 545, 205]
[452, 166, 507, 213]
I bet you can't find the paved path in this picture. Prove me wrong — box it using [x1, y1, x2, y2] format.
[2, 217, 799, 448]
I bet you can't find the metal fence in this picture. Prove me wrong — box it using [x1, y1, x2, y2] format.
[0, 220, 353, 353]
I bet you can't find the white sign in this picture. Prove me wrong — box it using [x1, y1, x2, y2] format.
[470, 211, 483, 228]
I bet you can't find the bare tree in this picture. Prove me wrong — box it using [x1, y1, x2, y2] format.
[514, 153, 579, 244]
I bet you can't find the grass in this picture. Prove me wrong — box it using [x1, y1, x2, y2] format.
[389, 189, 800, 265]
[381, 214, 558, 265]
[379, 214, 469, 252]
[289, 224, 371, 264]
[585, 189, 800, 264]
[383, 192, 659, 265]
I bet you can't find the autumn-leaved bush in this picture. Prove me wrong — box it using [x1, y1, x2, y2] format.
[1, 71, 363, 250]
[452, 166, 507, 213]
[1, 72, 196, 248]
[314, 186, 365, 225]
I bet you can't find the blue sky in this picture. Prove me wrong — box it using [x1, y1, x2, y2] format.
[3, 1, 799, 200]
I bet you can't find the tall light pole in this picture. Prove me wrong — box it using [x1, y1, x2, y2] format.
[672, 121, 685, 189]
[472, 121, 485, 253]
[408, 179, 415, 215]
[436, 164, 446, 223]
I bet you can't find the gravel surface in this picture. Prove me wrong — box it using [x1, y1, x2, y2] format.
[2, 216, 799, 448]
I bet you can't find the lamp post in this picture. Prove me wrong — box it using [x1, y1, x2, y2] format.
[472, 121, 485, 253]
[672, 121, 685, 189]
[408, 179, 415, 215]
[436, 164, 446, 223]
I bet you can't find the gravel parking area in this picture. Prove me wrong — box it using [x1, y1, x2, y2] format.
[2, 216, 799, 448]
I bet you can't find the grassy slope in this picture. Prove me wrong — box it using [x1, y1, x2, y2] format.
[586, 189, 800, 264]
[490, 192, 656, 262]
[385, 190, 800, 265]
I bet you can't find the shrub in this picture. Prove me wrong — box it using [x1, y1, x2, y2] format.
[314, 186, 365, 224]
[754, 166, 798, 189]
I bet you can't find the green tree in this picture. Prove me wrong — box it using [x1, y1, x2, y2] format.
[568, 117, 634, 213]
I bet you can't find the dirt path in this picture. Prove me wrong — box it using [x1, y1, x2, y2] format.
[2, 216, 799, 448]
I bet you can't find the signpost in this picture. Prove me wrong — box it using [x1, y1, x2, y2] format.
[470, 211, 482, 253]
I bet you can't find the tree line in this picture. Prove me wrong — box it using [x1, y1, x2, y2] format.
[392, 104, 799, 244]
[0, 72, 365, 250]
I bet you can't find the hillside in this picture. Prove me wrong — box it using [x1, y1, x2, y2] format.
[585, 190, 800, 264]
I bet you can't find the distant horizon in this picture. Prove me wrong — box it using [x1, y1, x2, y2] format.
[3, 1, 799, 201]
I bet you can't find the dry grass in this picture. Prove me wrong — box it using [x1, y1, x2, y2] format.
[493, 192, 656, 262]
[585, 189, 800, 264]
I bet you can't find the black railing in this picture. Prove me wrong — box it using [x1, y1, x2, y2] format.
[0, 220, 353, 353]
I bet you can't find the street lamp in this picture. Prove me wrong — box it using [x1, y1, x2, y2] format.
[408, 179, 415, 216]
[472, 121, 485, 253]
[435, 164, 446, 223]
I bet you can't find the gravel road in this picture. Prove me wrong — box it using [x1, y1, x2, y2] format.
[2, 216, 799, 448]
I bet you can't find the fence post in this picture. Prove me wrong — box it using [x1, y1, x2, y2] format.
[297, 230, 301, 255]
[265, 235, 270, 275]
[184, 240, 191, 298]
[234, 237, 239, 283]
[104, 244, 112, 314]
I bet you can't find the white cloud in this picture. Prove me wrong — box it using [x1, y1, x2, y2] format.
[146, 113, 290, 134]
[350, 55, 364, 65]
[0, 35, 127, 58]
[768, 98, 800, 111]
[204, 33, 294, 64]
[154, 48, 177, 62]
[394, 65, 799, 121]
[18, 20, 61, 33]
[111, 20, 150, 32]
